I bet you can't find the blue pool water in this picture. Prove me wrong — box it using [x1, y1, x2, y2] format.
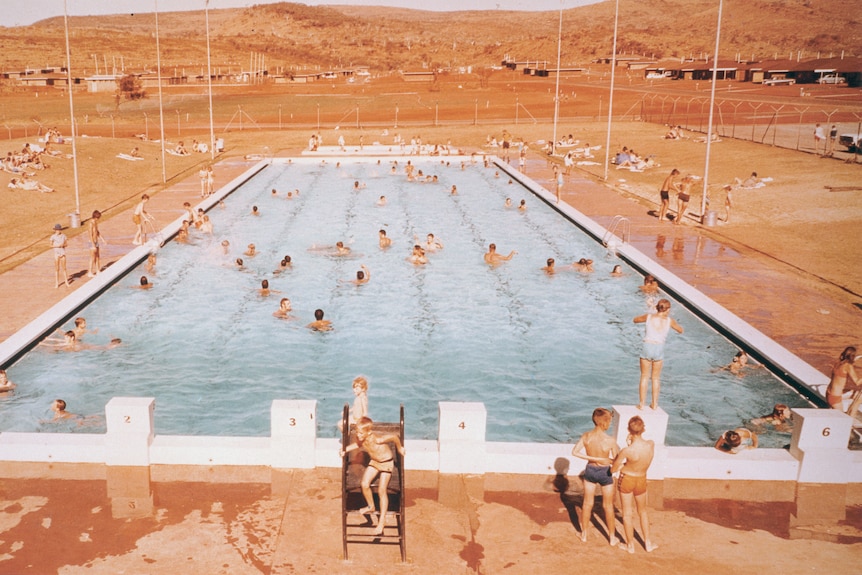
[2, 158, 809, 446]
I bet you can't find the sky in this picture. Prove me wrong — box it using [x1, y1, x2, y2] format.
[1, 0, 602, 28]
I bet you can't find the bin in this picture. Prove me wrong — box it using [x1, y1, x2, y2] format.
[68, 212, 81, 228]
[704, 210, 717, 227]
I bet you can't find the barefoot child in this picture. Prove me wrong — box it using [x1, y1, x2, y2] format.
[571, 407, 620, 546]
[340, 417, 405, 535]
[633, 299, 683, 409]
[612, 416, 658, 554]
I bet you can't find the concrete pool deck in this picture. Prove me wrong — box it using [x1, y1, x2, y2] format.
[0, 151, 861, 573]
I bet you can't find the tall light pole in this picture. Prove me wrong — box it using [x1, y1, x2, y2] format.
[551, 1, 564, 157]
[701, 0, 724, 223]
[205, 0, 215, 159]
[603, 0, 620, 181]
[155, 0, 166, 183]
[62, 0, 81, 223]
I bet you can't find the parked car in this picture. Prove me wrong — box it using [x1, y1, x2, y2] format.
[762, 77, 795, 86]
[817, 74, 846, 85]
[839, 133, 862, 152]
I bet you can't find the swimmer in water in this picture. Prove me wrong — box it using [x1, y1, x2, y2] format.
[379, 229, 392, 249]
[345, 264, 370, 286]
[273, 297, 293, 319]
[484, 243, 516, 266]
[307, 308, 333, 332]
[424, 233, 443, 253]
[409, 245, 428, 265]
[573, 258, 594, 273]
[259, 279, 280, 297]
[541, 258, 556, 275]
[136, 276, 153, 289]
[0, 370, 17, 393]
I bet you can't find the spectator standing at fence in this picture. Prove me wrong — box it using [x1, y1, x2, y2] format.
[814, 123, 825, 154]
[827, 124, 838, 156]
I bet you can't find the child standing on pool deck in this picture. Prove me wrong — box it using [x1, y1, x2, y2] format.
[633, 298, 683, 410]
[340, 417, 405, 535]
[571, 407, 620, 546]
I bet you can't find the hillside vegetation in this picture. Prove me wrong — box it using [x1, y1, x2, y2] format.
[0, 0, 859, 73]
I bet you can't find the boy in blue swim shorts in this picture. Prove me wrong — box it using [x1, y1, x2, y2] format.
[571, 407, 620, 546]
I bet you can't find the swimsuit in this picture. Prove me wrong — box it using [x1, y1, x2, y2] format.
[678, 192, 690, 202]
[827, 392, 844, 408]
[660, 190, 670, 201]
[50, 233, 66, 258]
[584, 464, 613, 486]
[618, 473, 647, 495]
[370, 458, 394, 473]
[641, 314, 671, 362]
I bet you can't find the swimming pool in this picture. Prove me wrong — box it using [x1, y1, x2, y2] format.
[1, 158, 809, 446]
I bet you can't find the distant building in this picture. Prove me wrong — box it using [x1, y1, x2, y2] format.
[401, 71, 435, 82]
[85, 74, 122, 93]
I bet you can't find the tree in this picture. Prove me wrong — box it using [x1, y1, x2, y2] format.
[116, 74, 146, 107]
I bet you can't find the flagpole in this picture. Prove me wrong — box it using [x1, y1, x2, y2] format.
[205, 0, 215, 159]
[63, 0, 81, 222]
[550, 0, 563, 157]
[603, 0, 620, 181]
[155, 0, 167, 183]
[701, 0, 724, 222]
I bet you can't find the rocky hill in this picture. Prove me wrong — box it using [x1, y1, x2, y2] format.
[0, 0, 859, 73]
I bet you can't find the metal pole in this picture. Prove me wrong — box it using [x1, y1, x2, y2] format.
[62, 0, 81, 218]
[602, 0, 620, 181]
[155, 0, 167, 183]
[701, 0, 724, 223]
[205, 0, 215, 159]
[551, 1, 564, 157]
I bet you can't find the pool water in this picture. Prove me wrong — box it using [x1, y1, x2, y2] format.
[2, 158, 808, 446]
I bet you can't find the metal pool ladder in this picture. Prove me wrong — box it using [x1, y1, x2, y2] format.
[602, 215, 631, 250]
